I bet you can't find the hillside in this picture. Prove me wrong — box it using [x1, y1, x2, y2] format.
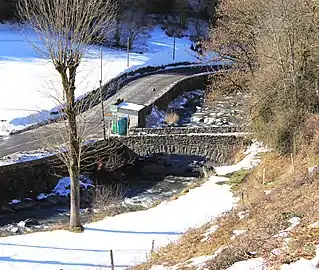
[0, 141, 264, 269]
[133, 129, 319, 269]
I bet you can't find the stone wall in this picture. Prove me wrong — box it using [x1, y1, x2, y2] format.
[0, 139, 136, 208]
[0, 156, 64, 208]
[119, 134, 248, 164]
[129, 126, 246, 136]
[138, 73, 212, 125]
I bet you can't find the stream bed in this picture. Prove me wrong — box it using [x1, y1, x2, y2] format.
[0, 154, 206, 235]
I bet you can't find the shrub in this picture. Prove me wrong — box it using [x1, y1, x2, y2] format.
[228, 170, 250, 190]
[165, 112, 179, 125]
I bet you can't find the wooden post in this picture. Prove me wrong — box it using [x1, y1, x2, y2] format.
[151, 240, 155, 253]
[262, 167, 266, 185]
[99, 47, 106, 140]
[291, 153, 295, 171]
[110, 250, 114, 270]
[127, 37, 130, 67]
[173, 37, 176, 60]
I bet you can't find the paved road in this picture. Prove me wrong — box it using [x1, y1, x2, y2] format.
[0, 67, 213, 158]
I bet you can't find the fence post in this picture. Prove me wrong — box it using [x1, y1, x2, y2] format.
[262, 167, 266, 185]
[151, 240, 155, 253]
[110, 250, 114, 270]
[291, 153, 295, 171]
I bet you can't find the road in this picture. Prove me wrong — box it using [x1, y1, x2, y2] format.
[0, 66, 213, 158]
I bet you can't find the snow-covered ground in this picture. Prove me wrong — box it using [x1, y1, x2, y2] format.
[0, 141, 265, 270]
[145, 89, 246, 129]
[0, 23, 203, 135]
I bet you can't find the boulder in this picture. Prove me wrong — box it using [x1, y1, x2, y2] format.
[7, 225, 19, 234]
[1, 205, 16, 213]
[24, 218, 40, 227]
[11, 200, 37, 211]
[46, 194, 63, 205]
[17, 221, 25, 228]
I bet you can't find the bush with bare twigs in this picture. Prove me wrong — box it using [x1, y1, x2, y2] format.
[206, 0, 319, 154]
[165, 112, 179, 125]
[91, 184, 126, 216]
[90, 183, 148, 221]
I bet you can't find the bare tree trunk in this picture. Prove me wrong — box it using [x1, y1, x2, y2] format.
[115, 17, 121, 46]
[68, 111, 81, 229]
[69, 153, 81, 227]
[61, 65, 82, 229]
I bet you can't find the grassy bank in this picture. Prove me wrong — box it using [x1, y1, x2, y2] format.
[133, 138, 319, 269]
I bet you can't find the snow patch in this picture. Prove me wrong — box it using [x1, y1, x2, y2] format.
[237, 210, 249, 220]
[201, 224, 219, 242]
[230, 229, 247, 240]
[146, 106, 166, 127]
[9, 199, 21, 205]
[215, 140, 268, 176]
[273, 217, 301, 238]
[53, 175, 94, 197]
[228, 258, 266, 270]
[308, 222, 319, 229]
[264, 190, 272, 195]
[0, 150, 55, 166]
[37, 175, 93, 200]
[308, 166, 319, 176]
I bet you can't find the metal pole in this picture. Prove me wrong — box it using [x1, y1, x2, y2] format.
[127, 37, 130, 67]
[151, 240, 155, 253]
[110, 250, 114, 270]
[100, 47, 106, 140]
[173, 36, 176, 60]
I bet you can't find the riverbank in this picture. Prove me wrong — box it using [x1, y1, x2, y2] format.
[134, 134, 319, 269]
[0, 141, 262, 270]
[0, 153, 207, 237]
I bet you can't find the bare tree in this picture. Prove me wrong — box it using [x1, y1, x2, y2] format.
[119, 0, 150, 50]
[18, 0, 117, 230]
[206, 0, 319, 153]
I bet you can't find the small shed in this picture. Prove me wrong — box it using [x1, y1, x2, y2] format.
[117, 102, 146, 128]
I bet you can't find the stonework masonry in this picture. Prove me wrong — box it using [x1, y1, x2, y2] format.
[129, 126, 245, 136]
[118, 133, 247, 163]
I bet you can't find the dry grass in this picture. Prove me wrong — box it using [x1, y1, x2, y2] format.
[132, 136, 319, 269]
[165, 112, 179, 125]
[89, 184, 137, 222]
[169, 178, 208, 202]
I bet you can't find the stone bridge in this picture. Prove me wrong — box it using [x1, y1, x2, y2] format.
[118, 130, 249, 163]
[0, 129, 248, 207]
[128, 126, 245, 136]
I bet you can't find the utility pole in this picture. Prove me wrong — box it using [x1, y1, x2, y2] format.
[99, 46, 106, 140]
[127, 37, 130, 67]
[173, 36, 176, 60]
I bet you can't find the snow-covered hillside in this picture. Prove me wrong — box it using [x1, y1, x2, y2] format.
[0, 24, 202, 135]
[0, 142, 264, 270]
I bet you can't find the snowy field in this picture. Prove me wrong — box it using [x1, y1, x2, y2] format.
[0, 142, 265, 270]
[0, 23, 201, 135]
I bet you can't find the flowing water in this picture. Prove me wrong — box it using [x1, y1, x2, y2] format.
[0, 154, 206, 232]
